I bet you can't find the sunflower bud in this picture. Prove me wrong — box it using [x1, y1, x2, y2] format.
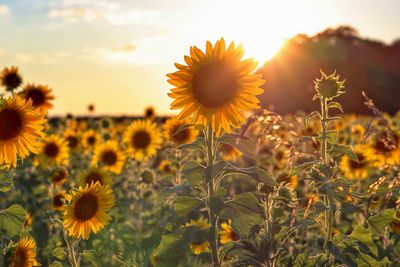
[313, 70, 345, 100]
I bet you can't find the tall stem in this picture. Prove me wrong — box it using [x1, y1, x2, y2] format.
[205, 124, 219, 267]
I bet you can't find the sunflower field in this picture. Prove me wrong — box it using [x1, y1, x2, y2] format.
[1, 38, 400, 267]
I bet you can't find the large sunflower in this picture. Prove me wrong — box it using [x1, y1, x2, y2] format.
[78, 168, 111, 187]
[340, 145, 372, 180]
[21, 84, 54, 114]
[92, 140, 125, 174]
[1, 66, 23, 91]
[163, 116, 198, 145]
[0, 95, 46, 167]
[167, 38, 265, 135]
[63, 182, 115, 240]
[38, 134, 69, 167]
[10, 236, 39, 267]
[123, 120, 162, 160]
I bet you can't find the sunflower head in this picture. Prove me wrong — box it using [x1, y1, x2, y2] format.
[159, 160, 174, 174]
[8, 236, 39, 267]
[123, 120, 162, 160]
[163, 116, 198, 145]
[92, 140, 125, 174]
[220, 143, 242, 161]
[313, 70, 345, 100]
[219, 220, 239, 244]
[39, 134, 69, 167]
[340, 145, 371, 180]
[51, 168, 68, 185]
[1, 66, 23, 92]
[52, 192, 66, 210]
[22, 84, 54, 114]
[78, 168, 111, 187]
[87, 104, 95, 113]
[0, 95, 46, 167]
[65, 130, 80, 150]
[167, 38, 265, 136]
[63, 182, 115, 240]
[145, 106, 155, 120]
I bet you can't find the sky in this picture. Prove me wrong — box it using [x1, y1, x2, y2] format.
[0, 0, 399, 116]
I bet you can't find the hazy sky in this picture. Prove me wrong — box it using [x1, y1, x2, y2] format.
[0, 0, 399, 116]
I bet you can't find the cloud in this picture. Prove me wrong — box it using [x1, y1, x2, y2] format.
[48, 0, 160, 25]
[0, 4, 10, 16]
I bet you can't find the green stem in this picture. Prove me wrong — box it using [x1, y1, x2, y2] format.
[64, 231, 79, 267]
[205, 124, 219, 267]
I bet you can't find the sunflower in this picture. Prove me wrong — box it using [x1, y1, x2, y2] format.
[159, 160, 174, 174]
[21, 84, 54, 114]
[367, 131, 400, 166]
[185, 217, 210, 255]
[163, 116, 198, 145]
[51, 169, 68, 186]
[64, 130, 80, 151]
[220, 143, 242, 161]
[52, 192, 66, 210]
[123, 120, 162, 160]
[144, 106, 156, 120]
[92, 140, 125, 174]
[339, 145, 372, 180]
[24, 212, 32, 227]
[82, 129, 101, 150]
[10, 236, 39, 267]
[277, 173, 298, 189]
[78, 168, 111, 187]
[1, 66, 22, 91]
[0, 95, 46, 167]
[63, 182, 115, 240]
[38, 135, 69, 167]
[350, 124, 365, 138]
[167, 38, 265, 136]
[219, 220, 239, 244]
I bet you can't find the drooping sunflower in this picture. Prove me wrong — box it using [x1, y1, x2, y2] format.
[92, 140, 125, 174]
[63, 182, 115, 240]
[82, 129, 101, 150]
[38, 134, 69, 167]
[123, 120, 162, 160]
[219, 220, 239, 244]
[0, 95, 46, 167]
[1, 66, 23, 91]
[167, 38, 265, 135]
[340, 145, 372, 180]
[52, 192, 66, 210]
[10, 236, 39, 267]
[21, 84, 54, 114]
[163, 116, 198, 145]
[78, 168, 111, 187]
[367, 131, 400, 166]
[185, 217, 210, 255]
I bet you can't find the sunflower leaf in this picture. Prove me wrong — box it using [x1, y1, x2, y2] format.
[0, 204, 26, 237]
[173, 196, 202, 216]
[0, 172, 13, 192]
[219, 134, 256, 158]
[82, 250, 101, 267]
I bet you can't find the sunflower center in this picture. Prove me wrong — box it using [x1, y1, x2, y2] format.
[4, 73, 22, 90]
[171, 125, 189, 143]
[53, 194, 64, 208]
[349, 153, 366, 169]
[87, 136, 96, 145]
[132, 130, 151, 149]
[74, 194, 98, 221]
[145, 108, 154, 118]
[192, 61, 238, 108]
[67, 136, 79, 149]
[44, 143, 59, 158]
[52, 170, 67, 183]
[13, 248, 28, 267]
[26, 89, 46, 106]
[101, 151, 117, 165]
[86, 172, 103, 185]
[0, 109, 23, 140]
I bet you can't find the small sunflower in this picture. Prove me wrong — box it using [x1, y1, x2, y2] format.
[78, 168, 111, 187]
[159, 160, 174, 174]
[82, 129, 101, 150]
[10, 236, 39, 267]
[167, 38, 265, 136]
[64, 130, 80, 151]
[367, 131, 400, 166]
[163, 116, 198, 145]
[144, 106, 156, 120]
[63, 182, 115, 240]
[51, 169, 68, 186]
[185, 217, 210, 255]
[38, 135, 69, 167]
[277, 173, 298, 189]
[21, 84, 54, 114]
[0, 95, 46, 167]
[219, 220, 239, 244]
[92, 140, 125, 174]
[340, 145, 372, 180]
[1, 66, 23, 91]
[220, 143, 242, 161]
[123, 120, 162, 160]
[52, 192, 66, 210]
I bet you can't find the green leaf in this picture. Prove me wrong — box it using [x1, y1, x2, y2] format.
[330, 144, 358, 161]
[305, 111, 321, 126]
[223, 165, 278, 187]
[173, 196, 202, 216]
[182, 161, 205, 186]
[173, 123, 194, 136]
[367, 209, 395, 234]
[348, 225, 377, 257]
[52, 247, 67, 260]
[0, 172, 13, 193]
[209, 196, 225, 216]
[178, 137, 206, 152]
[289, 160, 317, 176]
[205, 161, 227, 182]
[155, 183, 192, 207]
[50, 262, 63, 267]
[219, 133, 256, 158]
[0, 204, 26, 237]
[82, 250, 101, 267]
[327, 102, 344, 113]
[220, 193, 263, 237]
